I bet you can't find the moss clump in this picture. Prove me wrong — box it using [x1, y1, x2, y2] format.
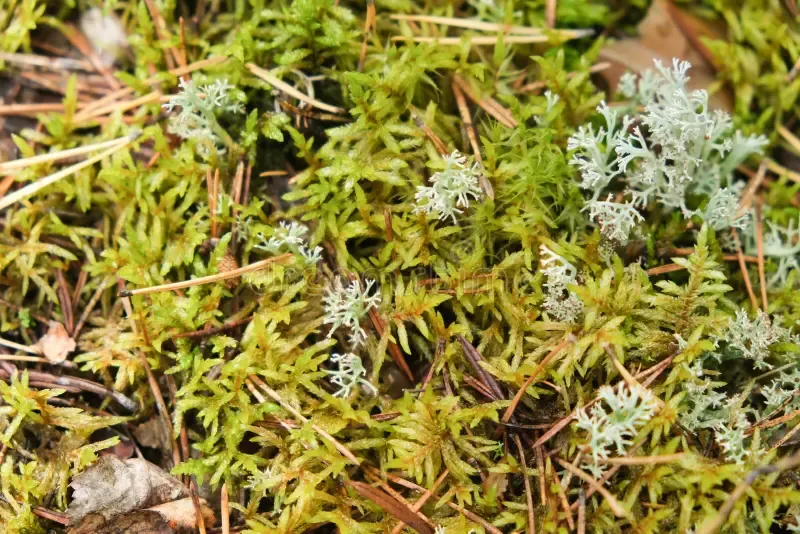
[1, 1, 800, 533]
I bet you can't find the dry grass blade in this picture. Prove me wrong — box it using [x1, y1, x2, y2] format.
[220, 483, 230, 534]
[0, 102, 66, 116]
[0, 337, 41, 355]
[778, 125, 800, 155]
[763, 157, 800, 184]
[347, 481, 435, 534]
[0, 133, 137, 211]
[646, 263, 686, 276]
[247, 63, 345, 114]
[118, 253, 293, 297]
[390, 14, 592, 38]
[737, 160, 768, 218]
[358, 0, 376, 71]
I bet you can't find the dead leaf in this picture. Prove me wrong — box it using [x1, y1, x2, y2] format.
[133, 416, 171, 452]
[68, 511, 175, 534]
[347, 481, 435, 534]
[147, 497, 216, 529]
[35, 321, 76, 363]
[598, 0, 733, 111]
[67, 456, 187, 522]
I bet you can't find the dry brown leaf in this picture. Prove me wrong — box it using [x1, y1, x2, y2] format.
[133, 416, 171, 452]
[68, 511, 175, 534]
[147, 497, 216, 529]
[67, 456, 187, 522]
[598, 0, 733, 111]
[35, 321, 76, 363]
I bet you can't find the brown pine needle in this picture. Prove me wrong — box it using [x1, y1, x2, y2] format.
[697, 449, 800, 534]
[0, 135, 131, 174]
[248, 375, 361, 465]
[513, 435, 536, 534]
[0, 51, 93, 71]
[732, 229, 759, 311]
[0, 132, 137, 211]
[220, 483, 230, 534]
[392, 35, 566, 45]
[577, 490, 586, 534]
[545, 0, 556, 27]
[452, 79, 493, 200]
[646, 263, 686, 276]
[0, 102, 66, 116]
[551, 461, 574, 530]
[598, 453, 685, 465]
[502, 336, 574, 423]
[246, 63, 345, 114]
[763, 157, 800, 184]
[74, 91, 162, 123]
[778, 125, 800, 155]
[389, 14, 592, 38]
[452, 75, 517, 128]
[119, 253, 293, 297]
[737, 160, 768, 218]
[358, 0, 376, 72]
[411, 112, 449, 156]
[754, 200, 768, 312]
[446, 502, 504, 534]
[555, 458, 630, 519]
[519, 62, 610, 93]
[0, 338, 41, 355]
[390, 469, 449, 534]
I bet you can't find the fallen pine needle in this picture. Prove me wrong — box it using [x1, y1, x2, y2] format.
[598, 453, 685, 465]
[0, 135, 133, 174]
[247, 63, 346, 114]
[390, 14, 593, 38]
[119, 253, 294, 297]
[393, 35, 561, 45]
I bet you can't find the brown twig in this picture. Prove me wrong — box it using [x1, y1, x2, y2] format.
[551, 460, 574, 530]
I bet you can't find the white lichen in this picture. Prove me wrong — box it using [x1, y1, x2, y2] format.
[254, 221, 322, 264]
[322, 278, 381, 347]
[414, 150, 482, 223]
[575, 382, 659, 478]
[539, 244, 583, 323]
[326, 352, 377, 398]
[568, 59, 767, 244]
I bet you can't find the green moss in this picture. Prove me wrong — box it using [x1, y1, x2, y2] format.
[1, 1, 799, 533]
